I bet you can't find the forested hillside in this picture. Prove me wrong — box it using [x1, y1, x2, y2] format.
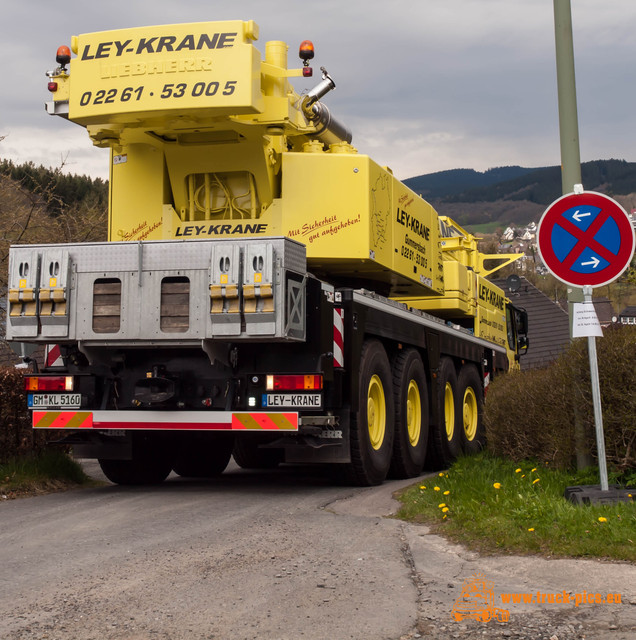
[404, 159, 636, 228]
[0, 160, 108, 215]
[404, 166, 536, 200]
[0, 162, 108, 296]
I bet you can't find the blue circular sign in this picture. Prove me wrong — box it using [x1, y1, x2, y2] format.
[537, 191, 635, 287]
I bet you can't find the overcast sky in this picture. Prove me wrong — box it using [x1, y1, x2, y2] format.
[1, 0, 635, 182]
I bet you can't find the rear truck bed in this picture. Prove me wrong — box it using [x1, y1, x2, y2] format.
[9, 237, 507, 485]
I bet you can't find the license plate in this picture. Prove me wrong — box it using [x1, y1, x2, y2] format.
[262, 393, 322, 408]
[28, 393, 82, 409]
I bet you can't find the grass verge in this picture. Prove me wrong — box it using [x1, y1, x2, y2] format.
[396, 452, 636, 562]
[0, 449, 94, 500]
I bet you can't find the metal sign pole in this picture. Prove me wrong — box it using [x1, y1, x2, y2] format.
[553, 0, 581, 194]
[583, 285, 609, 491]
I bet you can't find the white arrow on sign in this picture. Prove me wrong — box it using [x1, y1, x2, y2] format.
[572, 209, 591, 222]
[581, 256, 600, 269]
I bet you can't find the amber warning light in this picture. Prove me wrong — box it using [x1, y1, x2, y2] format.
[56, 45, 71, 67]
[299, 40, 314, 77]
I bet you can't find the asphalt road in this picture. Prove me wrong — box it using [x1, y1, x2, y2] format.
[1, 460, 635, 640]
[1, 461, 420, 640]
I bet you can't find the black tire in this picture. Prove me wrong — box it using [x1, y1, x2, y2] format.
[389, 349, 429, 479]
[232, 436, 284, 469]
[457, 364, 485, 454]
[98, 433, 174, 485]
[172, 433, 234, 478]
[426, 357, 462, 470]
[345, 340, 395, 486]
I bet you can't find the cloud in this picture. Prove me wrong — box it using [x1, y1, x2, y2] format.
[1, 0, 634, 181]
[1, 127, 109, 179]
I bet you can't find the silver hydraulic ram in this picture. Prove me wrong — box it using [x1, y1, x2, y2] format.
[302, 67, 353, 146]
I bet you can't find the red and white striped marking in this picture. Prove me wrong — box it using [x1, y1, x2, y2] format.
[45, 344, 63, 368]
[483, 372, 491, 395]
[333, 308, 344, 368]
[33, 410, 299, 431]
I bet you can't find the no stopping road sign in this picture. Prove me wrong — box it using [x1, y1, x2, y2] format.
[537, 191, 635, 287]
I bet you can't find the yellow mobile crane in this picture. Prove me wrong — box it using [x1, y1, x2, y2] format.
[7, 21, 527, 485]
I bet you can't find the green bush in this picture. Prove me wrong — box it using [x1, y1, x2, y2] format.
[0, 367, 53, 463]
[484, 325, 636, 471]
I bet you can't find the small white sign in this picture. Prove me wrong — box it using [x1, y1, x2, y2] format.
[572, 302, 603, 338]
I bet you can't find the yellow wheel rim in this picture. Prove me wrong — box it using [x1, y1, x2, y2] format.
[462, 386, 478, 441]
[367, 374, 386, 451]
[406, 379, 422, 447]
[444, 382, 455, 441]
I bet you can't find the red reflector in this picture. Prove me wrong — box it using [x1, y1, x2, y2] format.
[48, 82, 58, 92]
[25, 376, 74, 392]
[302, 67, 313, 77]
[266, 375, 322, 391]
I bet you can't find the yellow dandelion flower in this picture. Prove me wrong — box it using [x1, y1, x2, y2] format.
[443, 490, 450, 495]
[438, 503, 446, 508]
[493, 482, 502, 489]
[528, 528, 535, 532]
[442, 507, 450, 513]
[438, 472, 444, 477]
[532, 478, 540, 485]
[434, 486, 440, 491]
[515, 468, 522, 473]
[443, 514, 447, 519]
[419, 485, 426, 490]
[521, 474, 526, 478]
[531, 468, 537, 473]
[598, 517, 608, 523]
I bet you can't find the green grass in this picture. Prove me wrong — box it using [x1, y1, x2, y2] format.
[0, 449, 93, 499]
[396, 452, 636, 562]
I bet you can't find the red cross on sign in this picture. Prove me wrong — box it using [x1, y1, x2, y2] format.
[537, 191, 635, 287]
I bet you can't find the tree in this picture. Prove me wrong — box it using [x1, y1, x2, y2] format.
[0, 163, 108, 324]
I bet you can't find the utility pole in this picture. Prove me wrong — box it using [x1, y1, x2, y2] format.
[553, 0, 592, 470]
[553, 0, 581, 193]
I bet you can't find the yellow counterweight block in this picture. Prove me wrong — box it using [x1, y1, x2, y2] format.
[279, 152, 443, 298]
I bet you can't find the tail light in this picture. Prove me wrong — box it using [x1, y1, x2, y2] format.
[266, 374, 322, 391]
[25, 376, 74, 392]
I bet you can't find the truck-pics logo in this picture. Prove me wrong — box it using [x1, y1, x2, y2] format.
[80, 32, 238, 60]
[452, 573, 510, 623]
[452, 572, 624, 623]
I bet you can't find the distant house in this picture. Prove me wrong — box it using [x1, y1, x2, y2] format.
[592, 297, 616, 327]
[618, 305, 636, 325]
[490, 276, 571, 370]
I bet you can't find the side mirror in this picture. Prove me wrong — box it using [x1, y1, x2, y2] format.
[517, 335, 529, 354]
